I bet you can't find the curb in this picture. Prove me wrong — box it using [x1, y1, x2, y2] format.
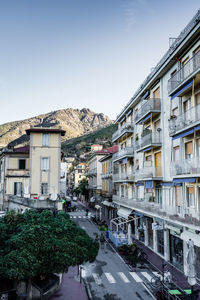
[83, 278, 92, 300]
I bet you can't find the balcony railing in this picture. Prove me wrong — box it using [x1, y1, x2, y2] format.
[112, 122, 134, 142]
[171, 157, 200, 176]
[113, 172, 134, 182]
[113, 147, 134, 161]
[135, 132, 162, 151]
[168, 51, 200, 94]
[169, 104, 200, 136]
[134, 98, 161, 124]
[87, 168, 97, 176]
[6, 169, 30, 177]
[135, 164, 162, 180]
[101, 172, 112, 179]
[9, 195, 61, 209]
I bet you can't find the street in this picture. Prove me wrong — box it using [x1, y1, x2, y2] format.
[69, 201, 155, 300]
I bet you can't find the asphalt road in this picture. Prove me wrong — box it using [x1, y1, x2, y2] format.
[69, 202, 155, 300]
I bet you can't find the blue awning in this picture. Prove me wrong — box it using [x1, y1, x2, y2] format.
[171, 80, 193, 100]
[138, 113, 151, 124]
[143, 146, 152, 152]
[126, 109, 133, 117]
[172, 128, 195, 140]
[195, 125, 200, 131]
[132, 212, 143, 217]
[145, 180, 153, 188]
[162, 182, 173, 186]
[120, 116, 126, 124]
[122, 158, 127, 164]
[135, 182, 144, 186]
[142, 90, 150, 100]
[173, 178, 196, 184]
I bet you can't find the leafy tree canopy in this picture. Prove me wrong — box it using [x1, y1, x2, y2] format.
[0, 210, 99, 281]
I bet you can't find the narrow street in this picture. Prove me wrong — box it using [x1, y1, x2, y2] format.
[69, 201, 155, 300]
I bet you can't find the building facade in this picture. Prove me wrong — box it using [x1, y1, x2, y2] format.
[74, 163, 86, 188]
[112, 11, 200, 280]
[0, 127, 66, 211]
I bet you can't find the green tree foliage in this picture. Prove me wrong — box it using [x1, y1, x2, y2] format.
[0, 210, 99, 281]
[74, 178, 89, 197]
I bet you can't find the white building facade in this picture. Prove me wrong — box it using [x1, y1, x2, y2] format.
[112, 11, 200, 280]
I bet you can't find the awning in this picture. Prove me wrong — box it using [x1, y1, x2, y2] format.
[132, 211, 143, 217]
[102, 200, 113, 207]
[145, 180, 153, 188]
[181, 231, 200, 247]
[166, 224, 182, 234]
[138, 113, 151, 124]
[95, 205, 101, 209]
[126, 109, 133, 117]
[172, 128, 195, 140]
[117, 207, 133, 219]
[143, 146, 152, 152]
[173, 178, 196, 184]
[171, 80, 193, 100]
[195, 125, 200, 131]
[122, 157, 127, 164]
[135, 182, 144, 186]
[142, 90, 150, 100]
[120, 116, 126, 124]
[162, 182, 173, 186]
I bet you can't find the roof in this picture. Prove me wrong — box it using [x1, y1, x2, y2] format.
[95, 145, 118, 154]
[26, 127, 66, 136]
[14, 145, 30, 153]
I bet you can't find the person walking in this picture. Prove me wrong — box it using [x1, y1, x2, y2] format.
[100, 233, 106, 249]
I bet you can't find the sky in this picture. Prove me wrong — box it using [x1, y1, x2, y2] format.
[0, 0, 199, 125]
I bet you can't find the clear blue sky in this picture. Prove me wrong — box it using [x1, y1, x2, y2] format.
[0, 0, 199, 124]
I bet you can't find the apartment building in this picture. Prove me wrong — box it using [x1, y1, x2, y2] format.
[99, 145, 118, 220]
[112, 10, 200, 279]
[0, 127, 66, 211]
[74, 163, 86, 188]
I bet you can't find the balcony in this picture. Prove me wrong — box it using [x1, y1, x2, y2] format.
[134, 98, 161, 125]
[6, 169, 30, 177]
[9, 195, 61, 209]
[112, 122, 134, 142]
[113, 172, 134, 182]
[168, 51, 200, 95]
[135, 132, 162, 152]
[87, 168, 97, 176]
[171, 157, 200, 176]
[112, 147, 134, 162]
[101, 172, 112, 179]
[135, 163, 162, 180]
[169, 104, 200, 136]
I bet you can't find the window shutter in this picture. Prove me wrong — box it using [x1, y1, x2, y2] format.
[185, 142, 193, 154]
[176, 186, 181, 206]
[14, 182, 17, 195]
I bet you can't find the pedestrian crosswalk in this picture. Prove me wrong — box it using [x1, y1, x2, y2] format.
[69, 215, 92, 219]
[82, 270, 161, 285]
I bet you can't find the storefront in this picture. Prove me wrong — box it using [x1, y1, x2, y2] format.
[170, 234, 183, 271]
[146, 217, 154, 248]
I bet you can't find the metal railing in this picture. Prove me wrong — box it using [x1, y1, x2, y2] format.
[168, 50, 200, 93]
[134, 98, 161, 123]
[6, 169, 30, 177]
[113, 172, 134, 182]
[171, 157, 200, 176]
[9, 195, 61, 209]
[169, 104, 200, 135]
[112, 147, 134, 160]
[112, 122, 134, 141]
[135, 165, 162, 179]
[135, 132, 162, 151]
[88, 168, 97, 176]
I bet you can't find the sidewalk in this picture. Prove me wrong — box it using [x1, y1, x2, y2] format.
[49, 267, 87, 300]
[133, 238, 200, 295]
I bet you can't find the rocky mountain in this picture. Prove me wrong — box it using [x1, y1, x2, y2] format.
[0, 108, 113, 147]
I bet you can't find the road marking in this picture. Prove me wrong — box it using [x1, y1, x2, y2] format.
[81, 226, 86, 229]
[141, 272, 152, 282]
[104, 272, 116, 283]
[82, 269, 86, 278]
[129, 272, 143, 283]
[83, 216, 86, 218]
[153, 271, 162, 280]
[73, 216, 77, 218]
[78, 216, 82, 218]
[141, 282, 156, 300]
[92, 273, 102, 285]
[117, 272, 130, 283]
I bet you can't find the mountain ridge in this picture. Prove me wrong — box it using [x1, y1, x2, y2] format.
[0, 108, 113, 147]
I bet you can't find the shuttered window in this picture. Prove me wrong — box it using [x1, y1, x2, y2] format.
[197, 139, 200, 157]
[185, 141, 193, 159]
[174, 146, 180, 161]
[187, 186, 195, 207]
[195, 92, 200, 106]
[175, 186, 181, 206]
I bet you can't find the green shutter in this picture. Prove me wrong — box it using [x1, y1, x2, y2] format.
[14, 182, 17, 195]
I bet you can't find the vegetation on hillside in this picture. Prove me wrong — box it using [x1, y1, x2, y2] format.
[61, 124, 117, 160]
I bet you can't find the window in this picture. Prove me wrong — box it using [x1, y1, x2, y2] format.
[183, 99, 191, 113]
[172, 107, 178, 117]
[41, 157, 49, 170]
[173, 146, 180, 161]
[14, 182, 22, 196]
[195, 92, 200, 106]
[175, 186, 181, 213]
[78, 170, 82, 173]
[153, 87, 160, 99]
[197, 139, 200, 157]
[41, 183, 48, 195]
[121, 185, 124, 197]
[187, 186, 195, 207]
[154, 119, 160, 132]
[42, 133, 50, 146]
[79, 175, 81, 178]
[19, 159, 26, 170]
[185, 141, 193, 159]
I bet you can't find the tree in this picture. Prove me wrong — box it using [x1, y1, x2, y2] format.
[0, 210, 99, 298]
[75, 178, 89, 200]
